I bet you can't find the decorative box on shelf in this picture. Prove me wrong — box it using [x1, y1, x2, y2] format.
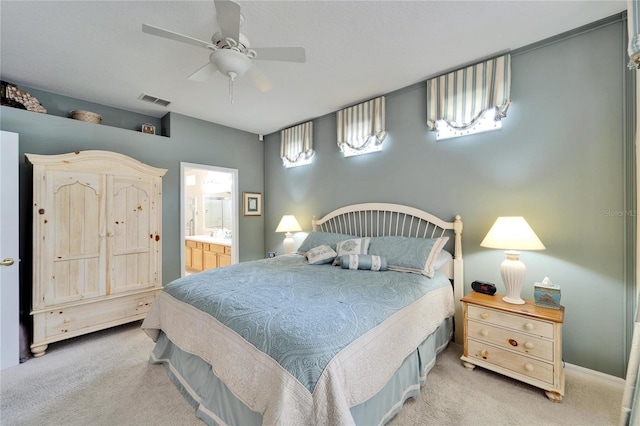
[534, 277, 561, 310]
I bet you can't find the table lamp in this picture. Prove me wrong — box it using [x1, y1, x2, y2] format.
[276, 215, 302, 254]
[480, 217, 545, 304]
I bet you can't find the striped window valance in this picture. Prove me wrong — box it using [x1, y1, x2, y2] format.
[427, 54, 511, 132]
[629, 0, 640, 69]
[280, 121, 314, 168]
[337, 96, 387, 154]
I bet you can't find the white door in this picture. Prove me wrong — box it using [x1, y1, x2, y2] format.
[0, 131, 20, 369]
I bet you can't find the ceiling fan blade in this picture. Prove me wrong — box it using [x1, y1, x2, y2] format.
[142, 24, 215, 50]
[247, 67, 273, 93]
[214, 0, 241, 42]
[252, 47, 306, 63]
[188, 62, 218, 82]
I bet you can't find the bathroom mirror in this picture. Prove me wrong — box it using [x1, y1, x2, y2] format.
[204, 195, 232, 232]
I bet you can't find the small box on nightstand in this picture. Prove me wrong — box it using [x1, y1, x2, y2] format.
[534, 278, 561, 310]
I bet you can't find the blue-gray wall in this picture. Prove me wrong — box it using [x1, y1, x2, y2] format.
[264, 19, 632, 377]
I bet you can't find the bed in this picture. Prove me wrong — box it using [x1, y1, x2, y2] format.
[142, 203, 463, 425]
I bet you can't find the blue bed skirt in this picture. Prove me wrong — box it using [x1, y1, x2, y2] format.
[150, 317, 453, 425]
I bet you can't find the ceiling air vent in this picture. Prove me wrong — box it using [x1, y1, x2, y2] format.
[138, 93, 171, 107]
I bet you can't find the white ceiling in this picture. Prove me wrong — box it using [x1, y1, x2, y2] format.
[0, 1, 627, 135]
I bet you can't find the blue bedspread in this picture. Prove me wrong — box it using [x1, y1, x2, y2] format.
[163, 254, 451, 393]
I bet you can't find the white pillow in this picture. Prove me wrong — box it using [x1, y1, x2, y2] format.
[306, 245, 337, 265]
[434, 250, 453, 270]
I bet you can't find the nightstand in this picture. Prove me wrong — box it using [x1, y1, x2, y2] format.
[460, 292, 565, 401]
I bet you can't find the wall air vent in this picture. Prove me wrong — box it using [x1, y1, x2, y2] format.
[138, 93, 171, 107]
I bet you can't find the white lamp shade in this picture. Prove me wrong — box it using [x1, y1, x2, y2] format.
[276, 215, 302, 255]
[275, 215, 302, 233]
[480, 217, 545, 251]
[481, 217, 544, 305]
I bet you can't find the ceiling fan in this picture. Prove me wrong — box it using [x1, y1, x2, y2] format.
[142, 0, 306, 101]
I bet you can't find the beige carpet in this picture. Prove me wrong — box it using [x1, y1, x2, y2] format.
[0, 321, 623, 426]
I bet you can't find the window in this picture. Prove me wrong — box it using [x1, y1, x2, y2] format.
[337, 96, 387, 157]
[434, 107, 502, 140]
[427, 54, 511, 140]
[341, 143, 383, 157]
[280, 121, 314, 168]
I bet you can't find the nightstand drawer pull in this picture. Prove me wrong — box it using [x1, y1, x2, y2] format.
[524, 363, 534, 372]
[524, 342, 534, 350]
[480, 312, 489, 319]
[480, 329, 489, 337]
[524, 322, 535, 331]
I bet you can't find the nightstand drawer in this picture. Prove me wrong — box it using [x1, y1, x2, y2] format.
[468, 305, 554, 339]
[467, 339, 554, 384]
[467, 320, 554, 361]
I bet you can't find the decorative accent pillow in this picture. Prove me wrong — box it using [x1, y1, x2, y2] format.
[333, 237, 371, 264]
[368, 236, 449, 278]
[297, 232, 355, 255]
[340, 254, 387, 271]
[335, 238, 370, 256]
[306, 245, 337, 265]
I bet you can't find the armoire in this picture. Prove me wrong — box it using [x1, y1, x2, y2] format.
[25, 150, 166, 357]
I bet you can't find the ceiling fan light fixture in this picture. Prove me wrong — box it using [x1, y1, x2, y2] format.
[211, 49, 252, 102]
[211, 49, 252, 78]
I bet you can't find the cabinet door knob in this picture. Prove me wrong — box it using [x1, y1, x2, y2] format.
[524, 322, 535, 331]
[480, 312, 489, 319]
[0, 258, 15, 267]
[524, 363, 534, 372]
[524, 341, 534, 350]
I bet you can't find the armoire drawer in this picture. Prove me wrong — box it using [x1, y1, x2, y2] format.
[43, 293, 156, 339]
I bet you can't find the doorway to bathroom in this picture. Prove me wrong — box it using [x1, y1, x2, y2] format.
[180, 162, 239, 277]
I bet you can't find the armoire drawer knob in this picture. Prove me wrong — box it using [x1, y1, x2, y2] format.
[524, 323, 535, 331]
[524, 342, 534, 350]
[480, 329, 489, 337]
[524, 363, 534, 372]
[63, 318, 70, 324]
[480, 312, 489, 319]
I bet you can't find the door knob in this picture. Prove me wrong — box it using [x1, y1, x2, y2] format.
[1, 258, 15, 267]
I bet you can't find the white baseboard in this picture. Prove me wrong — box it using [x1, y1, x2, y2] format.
[565, 362, 625, 388]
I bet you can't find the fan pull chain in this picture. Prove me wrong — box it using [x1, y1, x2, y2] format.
[228, 72, 237, 103]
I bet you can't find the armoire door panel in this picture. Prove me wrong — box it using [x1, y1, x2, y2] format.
[52, 257, 101, 304]
[109, 176, 158, 293]
[45, 171, 106, 306]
